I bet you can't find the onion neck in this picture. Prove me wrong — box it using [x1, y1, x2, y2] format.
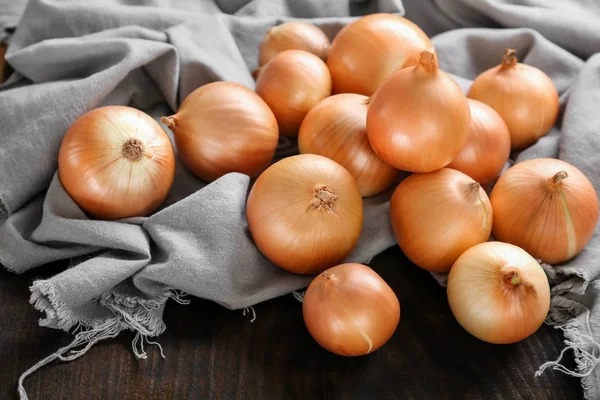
[322, 272, 333, 280]
[415, 50, 437, 74]
[501, 267, 537, 297]
[500, 48, 518, 70]
[551, 170, 568, 185]
[121, 138, 145, 162]
[161, 116, 176, 130]
[464, 182, 490, 228]
[311, 184, 337, 212]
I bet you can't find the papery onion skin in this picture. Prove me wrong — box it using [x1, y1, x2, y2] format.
[467, 49, 559, 150]
[259, 22, 330, 66]
[447, 99, 511, 185]
[390, 168, 492, 273]
[303, 263, 400, 356]
[298, 94, 397, 197]
[256, 50, 332, 136]
[246, 154, 363, 274]
[327, 13, 434, 96]
[367, 51, 471, 173]
[162, 81, 279, 182]
[59, 106, 175, 220]
[490, 158, 599, 264]
[447, 241, 550, 344]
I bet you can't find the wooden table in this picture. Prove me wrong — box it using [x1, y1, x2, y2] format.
[0, 246, 582, 399]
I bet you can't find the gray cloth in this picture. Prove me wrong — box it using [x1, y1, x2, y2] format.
[1, 0, 600, 398]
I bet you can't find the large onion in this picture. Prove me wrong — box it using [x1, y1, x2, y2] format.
[490, 158, 599, 264]
[59, 106, 175, 220]
[467, 48, 559, 150]
[367, 51, 471, 173]
[447, 242, 550, 344]
[303, 263, 400, 356]
[327, 13, 434, 95]
[161, 81, 279, 182]
[246, 154, 363, 274]
[298, 94, 397, 197]
[390, 168, 492, 273]
[255, 50, 331, 136]
[258, 22, 330, 66]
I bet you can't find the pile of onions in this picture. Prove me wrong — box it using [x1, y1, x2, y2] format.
[490, 158, 599, 264]
[447, 99, 511, 185]
[389, 168, 492, 273]
[58, 106, 175, 220]
[367, 50, 471, 173]
[447, 242, 550, 344]
[161, 82, 279, 182]
[258, 21, 330, 67]
[303, 263, 400, 356]
[468, 48, 559, 150]
[246, 154, 363, 274]
[256, 50, 331, 136]
[327, 13, 434, 95]
[298, 94, 397, 197]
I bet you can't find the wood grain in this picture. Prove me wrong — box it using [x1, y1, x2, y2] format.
[0, 246, 582, 399]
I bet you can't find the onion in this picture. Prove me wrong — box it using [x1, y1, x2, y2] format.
[246, 154, 363, 274]
[389, 168, 492, 273]
[367, 51, 471, 173]
[58, 106, 175, 220]
[447, 242, 551, 344]
[327, 13, 434, 95]
[447, 99, 511, 185]
[298, 94, 397, 197]
[258, 22, 330, 67]
[302, 263, 400, 356]
[490, 158, 599, 264]
[467, 48, 559, 150]
[255, 50, 331, 136]
[161, 81, 279, 182]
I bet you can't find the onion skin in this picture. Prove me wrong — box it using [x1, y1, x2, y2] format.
[327, 13, 434, 96]
[467, 49, 559, 150]
[367, 51, 471, 173]
[447, 242, 550, 344]
[303, 263, 400, 356]
[162, 81, 279, 182]
[259, 22, 330, 66]
[490, 158, 599, 264]
[246, 154, 363, 274]
[59, 106, 175, 220]
[447, 99, 511, 185]
[256, 50, 332, 136]
[298, 94, 398, 197]
[390, 168, 492, 273]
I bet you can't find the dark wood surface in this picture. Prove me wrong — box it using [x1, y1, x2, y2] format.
[1, 246, 582, 399]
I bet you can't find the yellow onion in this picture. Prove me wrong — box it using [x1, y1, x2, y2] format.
[162, 81, 279, 182]
[246, 154, 363, 274]
[490, 158, 599, 264]
[298, 94, 397, 197]
[327, 13, 434, 95]
[367, 51, 471, 173]
[447, 242, 551, 344]
[390, 168, 492, 273]
[258, 21, 330, 66]
[303, 263, 400, 356]
[468, 48, 559, 150]
[59, 106, 175, 220]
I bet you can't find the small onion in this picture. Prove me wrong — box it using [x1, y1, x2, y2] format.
[162, 81, 279, 182]
[298, 94, 397, 197]
[255, 50, 332, 136]
[467, 48, 559, 150]
[246, 154, 363, 274]
[447, 99, 511, 185]
[327, 13, 434, 95]
[258, 21, 330, 66]
[367, 51, 471, 173]
[490, 158, 599, 264]
[390, 168, 492, 273]
[447, 242, 551, 344]
[303, 263, 400, 356]
[58, 106, 175, 220]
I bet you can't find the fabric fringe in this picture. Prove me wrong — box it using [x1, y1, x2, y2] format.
[292, 290, 305, 303]
[242, 306, 257, 322]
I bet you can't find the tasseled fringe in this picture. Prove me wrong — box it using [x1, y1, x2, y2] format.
[243, 306, 257, 322]
[292, 290, 305, 303]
